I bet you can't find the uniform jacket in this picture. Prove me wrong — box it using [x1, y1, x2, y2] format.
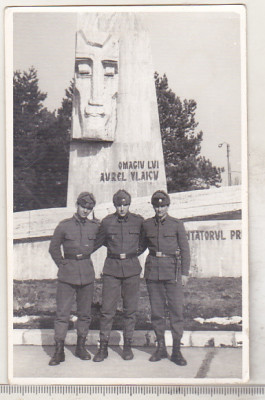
[94, 212, 144, 278]
[140, 214, 190, 280]
[49, 214, 99, 285]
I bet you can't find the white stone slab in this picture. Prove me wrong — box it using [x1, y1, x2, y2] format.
[12, 329, 241, 348]
[190, 330, 235, 347]
[234, 331, 243, 347]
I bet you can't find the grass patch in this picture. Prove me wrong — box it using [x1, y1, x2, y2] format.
[13, 277, 242, 331]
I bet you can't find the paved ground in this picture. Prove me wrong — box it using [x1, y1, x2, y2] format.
[12, 345, 242, 380]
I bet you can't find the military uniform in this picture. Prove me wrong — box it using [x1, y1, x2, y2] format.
[140, 190, 190, 365]
[93, 190, 143, 362]
[48, 192, 98, 365]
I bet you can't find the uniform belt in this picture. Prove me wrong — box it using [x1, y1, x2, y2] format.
[64, 254, 90, 260]
[107, 252, 138, 260]
[149, 250, 176, 258]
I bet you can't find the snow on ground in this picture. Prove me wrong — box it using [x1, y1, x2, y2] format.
[194, 316, 242, 325]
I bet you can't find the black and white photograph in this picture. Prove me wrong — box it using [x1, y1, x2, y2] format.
[7, 5, 248, 384]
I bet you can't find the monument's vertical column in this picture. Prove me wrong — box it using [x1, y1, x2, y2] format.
[67, 12, 167, 206]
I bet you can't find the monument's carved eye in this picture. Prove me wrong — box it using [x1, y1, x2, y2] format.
[76, 59, 92, 77]
[102, 60, 118, 77]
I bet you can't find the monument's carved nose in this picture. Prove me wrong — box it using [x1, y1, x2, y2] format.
[90, 61, 104, 106]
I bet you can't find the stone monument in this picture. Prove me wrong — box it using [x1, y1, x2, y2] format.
[67, 12, 167, 206]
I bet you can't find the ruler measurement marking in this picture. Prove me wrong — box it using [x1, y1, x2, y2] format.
[1, 386, 265, 396]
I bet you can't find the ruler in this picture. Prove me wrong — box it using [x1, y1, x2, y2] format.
[0, 386, 265, 399]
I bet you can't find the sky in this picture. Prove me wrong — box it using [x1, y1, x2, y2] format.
[13, 7, 245, 185]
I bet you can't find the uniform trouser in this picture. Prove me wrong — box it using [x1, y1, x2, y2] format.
[146, 279, 184, 341]
[54, 280, 94, 341]
[99, 274, 140, 342]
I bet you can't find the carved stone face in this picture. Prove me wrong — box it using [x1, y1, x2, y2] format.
[73, 32, 119, 140]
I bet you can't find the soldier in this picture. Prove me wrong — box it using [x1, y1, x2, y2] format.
[140, 190, 190, 366]
[48, 192, 99, 366]
[93, 189, 143, 362]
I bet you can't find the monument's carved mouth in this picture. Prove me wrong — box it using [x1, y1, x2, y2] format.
[85, 113, 106, 118]
[84, 108, 105, 118]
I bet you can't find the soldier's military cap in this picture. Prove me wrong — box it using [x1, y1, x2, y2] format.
[151, 190, 170, 207]
[113, 189, 131, 206]
[77, 192, 96, 209]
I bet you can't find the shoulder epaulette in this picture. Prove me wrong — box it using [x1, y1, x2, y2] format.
[60, 217, 73, 225]
[102, 213, 115, 222]
[89, 218, 101, 225]
[143, 216, 154, 224]
[167, 215, 180, 223]
[130, 212, 144, 220]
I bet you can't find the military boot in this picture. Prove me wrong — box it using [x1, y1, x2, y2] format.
[122, 338, 134, 360]
[93, 340, 108, 362]
[149, 337, 168, 362]
[75, 336, 91, 360]
[49, 339, 65, 366]
[171, 339, 187, 366]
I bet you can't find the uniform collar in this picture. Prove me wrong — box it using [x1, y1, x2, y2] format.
[74, 213, 88, 224]
[154, 213, 168, 225]
[115, 212, 129, 223]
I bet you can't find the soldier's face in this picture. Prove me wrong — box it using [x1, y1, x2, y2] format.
[154, 205, 169, 219]
[116, 204, 130, 218]
[77, 204, 92, 219]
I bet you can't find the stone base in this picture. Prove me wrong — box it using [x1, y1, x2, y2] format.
[12, 329, 243, 348]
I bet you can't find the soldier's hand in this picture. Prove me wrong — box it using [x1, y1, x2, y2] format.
[181, 275, 189, 287]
